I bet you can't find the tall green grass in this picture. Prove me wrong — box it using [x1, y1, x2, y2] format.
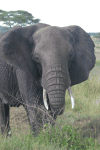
[0, 124, 99, 150]
[65, 75, 100, 117]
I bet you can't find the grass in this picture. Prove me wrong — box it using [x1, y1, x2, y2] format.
[95, 60, 100, 66]
[96, 46, 100, 49]
[66, 76, 100, 116]
[0, 123, 99, 150]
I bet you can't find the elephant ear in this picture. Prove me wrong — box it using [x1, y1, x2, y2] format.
[0, 23, 49, 77]
[67, 25, 96, 86]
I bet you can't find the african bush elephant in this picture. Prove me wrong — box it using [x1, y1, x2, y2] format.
[0, 23, 95, 136]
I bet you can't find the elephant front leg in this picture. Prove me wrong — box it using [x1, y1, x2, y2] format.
[16, 69, 55, 136]
[25, 105, 56, 137]
[0, 98, 11, 136]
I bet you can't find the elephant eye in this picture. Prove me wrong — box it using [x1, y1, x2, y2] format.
[69, 51, 73, 58]
[35, 54, 40, 63]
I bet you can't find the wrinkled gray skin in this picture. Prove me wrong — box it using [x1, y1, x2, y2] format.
[0, 23, 95, 136]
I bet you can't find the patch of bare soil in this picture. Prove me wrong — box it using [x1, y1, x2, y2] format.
[10, 106, 29, 135]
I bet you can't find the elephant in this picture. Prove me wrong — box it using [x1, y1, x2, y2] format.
[0, 23, 95, 136]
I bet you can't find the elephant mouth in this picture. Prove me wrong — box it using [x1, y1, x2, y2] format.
[43, 89, 49, 110]
[43, 88, 65, 116]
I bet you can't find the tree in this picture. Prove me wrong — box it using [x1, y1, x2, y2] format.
[0, 10, 40, 28]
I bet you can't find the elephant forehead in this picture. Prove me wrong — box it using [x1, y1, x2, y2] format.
[33, 26, 71, 53]
[34, 26, 70, 43]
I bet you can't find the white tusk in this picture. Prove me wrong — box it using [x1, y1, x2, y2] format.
[70, 96, 75, 109]
[68, 86, 75, 109]
[43, 89, 49, 110]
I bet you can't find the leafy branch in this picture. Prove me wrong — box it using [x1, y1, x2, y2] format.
[0, 10, 40, 28]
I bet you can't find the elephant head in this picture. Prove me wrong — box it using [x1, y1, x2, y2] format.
[0, 23, 95, 116]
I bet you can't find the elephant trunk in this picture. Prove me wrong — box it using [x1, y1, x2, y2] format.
[42, 65, 71, 115]
[48, 87, 65, 115]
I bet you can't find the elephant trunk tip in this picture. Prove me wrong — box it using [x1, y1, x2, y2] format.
[48, 97, 65, 116]
[50, 104, 65, 116]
